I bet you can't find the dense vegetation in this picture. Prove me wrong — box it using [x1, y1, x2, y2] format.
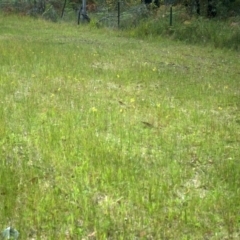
[0, 14, 239, 239]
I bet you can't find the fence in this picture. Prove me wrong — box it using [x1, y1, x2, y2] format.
[0, 0, 190, 27]
[0, 0, 156, 26]
[0, 0, 46, 13]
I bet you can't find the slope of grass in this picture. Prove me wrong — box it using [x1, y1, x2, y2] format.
[0, 14, 239, 239]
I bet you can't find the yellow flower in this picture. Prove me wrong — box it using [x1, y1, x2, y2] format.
[90, 107, 97, 112]
[130, 98, 135, 103]
[152, 67, 157, 72]
[117, 74, 120, 78]
[156, 103, 161, 108]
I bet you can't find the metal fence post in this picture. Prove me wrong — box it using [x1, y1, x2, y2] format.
[118, 0, 120, 28]
[170, 5, 173, 26]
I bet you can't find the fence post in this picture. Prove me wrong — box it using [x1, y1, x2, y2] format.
[170, 5, 173, 26]
[78, 0, 90, 24]
[118, 0, 120, 28]
[61, 0, 67, 18]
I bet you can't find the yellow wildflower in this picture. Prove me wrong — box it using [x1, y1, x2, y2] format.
[90, 107, 98, 112]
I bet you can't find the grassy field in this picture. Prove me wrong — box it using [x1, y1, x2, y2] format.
[0, 14, 240, 239]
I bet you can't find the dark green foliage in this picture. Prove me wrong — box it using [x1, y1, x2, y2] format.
[128, 12, 240, 50]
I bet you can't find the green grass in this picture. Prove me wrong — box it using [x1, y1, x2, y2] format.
[0, 14, 240, 239]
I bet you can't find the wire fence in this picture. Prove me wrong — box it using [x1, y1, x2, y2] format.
[0, 0, 188, 27]
[91, 1, 186, 28]
[0, 0, 154, 25]
[95, 2, 150, 28]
